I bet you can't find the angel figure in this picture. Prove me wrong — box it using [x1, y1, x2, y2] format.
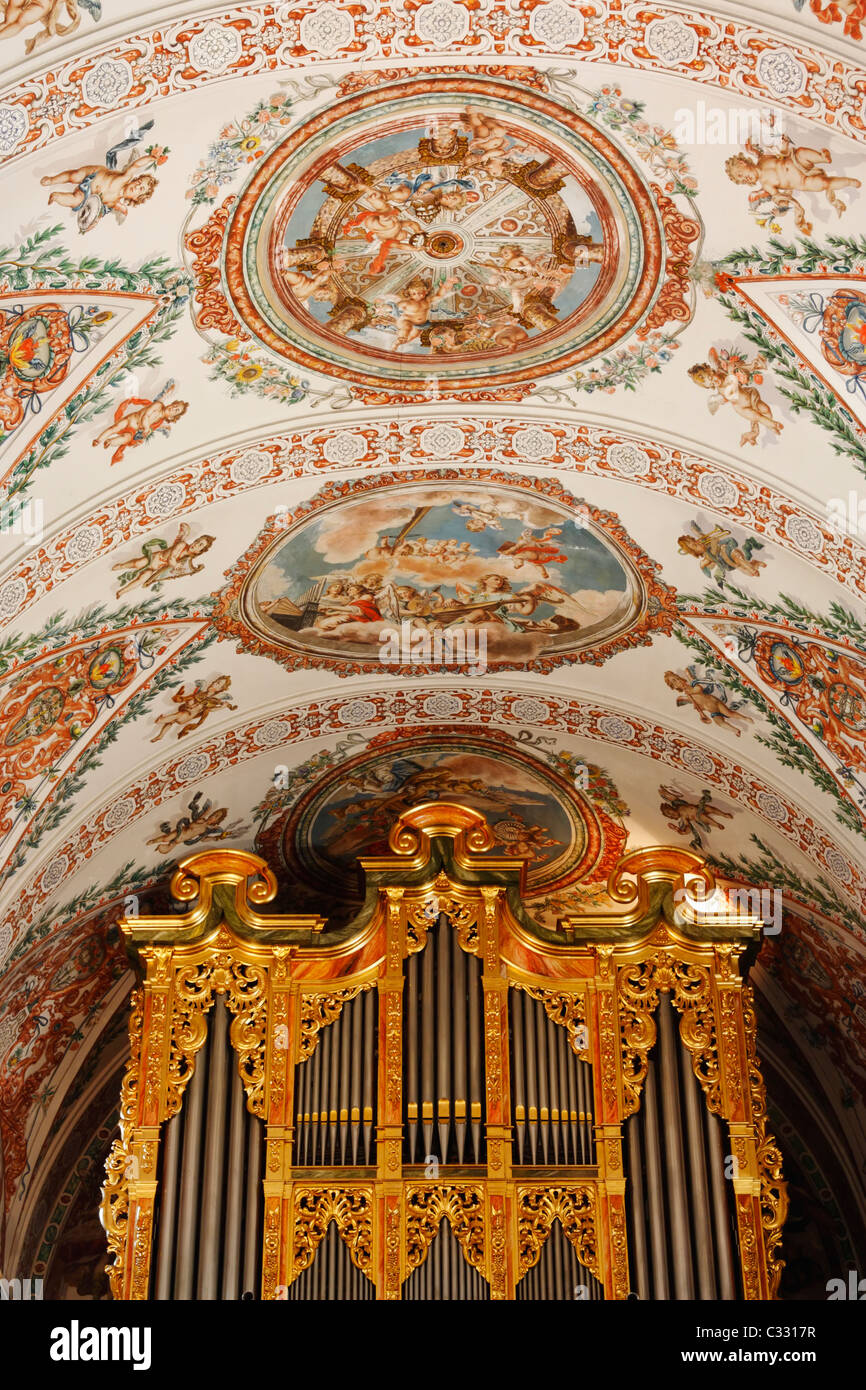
[477, 246, 567, 317]
[659, 785, 734, 850]
[150, 676, 237, 742]
[688, 348, 783, 447]
[112, 523, 214, 597]
[378, 275, 457, 348]
[664, 670, 754, 737]
[146, 792, 244, 854]
[725, 134, 860, 233]
[41, 121, 165, 233]
[92, 382, 187, 464]
[452, 500, 504, 532]
[677, 521, 767, 585]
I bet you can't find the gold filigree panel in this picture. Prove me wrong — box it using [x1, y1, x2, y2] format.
[291, 1186, 375, 1283]
[516, 1185, 599, 1281]
[405, 1185, 486, 1279]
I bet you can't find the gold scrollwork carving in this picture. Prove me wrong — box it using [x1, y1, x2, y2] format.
[617, 953, 720, 1116]
[516, 1185, 599, 1280]
[742, 986, 788, 1298]
[101, 987, 144, 1299]
[514, 983, 589, 1060]
[405, 1185, 486, 1276]
[406, 890, 480, 955]
[291, 1187, 374, 1282]
[296, 982, 373, 1063]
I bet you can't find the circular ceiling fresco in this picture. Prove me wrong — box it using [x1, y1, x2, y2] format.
[223, 75, 664, 389]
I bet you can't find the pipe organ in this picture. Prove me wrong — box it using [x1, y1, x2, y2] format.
[101, 803, 787, 1300]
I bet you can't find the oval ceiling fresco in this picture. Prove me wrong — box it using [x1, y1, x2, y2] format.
[217, 472, 675, 675]
[223, 75, 665, 389]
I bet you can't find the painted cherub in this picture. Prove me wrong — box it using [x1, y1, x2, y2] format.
[147, 792, 244, 854]
[0, 0, 100, 53]
[41, 122, 162, 231]
[381, 275, 457, 347]
[150, 676, 237, 743]
[280, 245, 343, 302]
[478, 246, 565, 316]
[341, 186, 424, 275]
[664, 670, 754, 737]
[461, 109, 525, 174]
[688, 349, 783, 447]
[659, 785, 733, 850]
[725, 135, 860, 234]
[677, 521, 766, 585]
[112, 523, 214, 597]
[92, 385, 187, 464]
[453, 500, 504, 532]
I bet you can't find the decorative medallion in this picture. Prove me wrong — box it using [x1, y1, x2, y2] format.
[217, 76, 669, 393]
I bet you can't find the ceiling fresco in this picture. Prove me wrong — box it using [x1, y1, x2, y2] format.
[0, 0, 865, 1277]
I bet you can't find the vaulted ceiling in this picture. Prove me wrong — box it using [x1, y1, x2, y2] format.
[0, 0, 865, 1290]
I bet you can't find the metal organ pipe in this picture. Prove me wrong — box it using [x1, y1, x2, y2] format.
[452, 932, 468, 1163]
[436, 912, 451, 1159]
[362, 988, 375, 1164]
[154, 1100, 181, 1299]
[680, 1037, 717, 1299]
[174, 1023, 208, 1299]
[705, 1097, 738, 1299]
[350, 986, 363, 1164]
[197, 998, 229, 1299]
[221, 1061, 246, 1301]
[241, 1115, 262, 1299]
[658, 996, 695, 1299]
[405, 951, 420, 1163]
[642, 1062, 671, 1299]
[624, 991, 742, 1301]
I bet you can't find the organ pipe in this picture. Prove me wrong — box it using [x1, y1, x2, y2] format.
[174, 1024, 208, 1300]
[510, 989, 595, 1170]
[198, 998, 229, 1299]
[658, 996, 695, 1299]
[625, 991, 747, 1302]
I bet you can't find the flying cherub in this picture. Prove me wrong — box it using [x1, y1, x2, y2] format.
[659, 785, 733, 850]
[725, 135, 860, 233]
[677, 521, 766, 585]
[453, 500, 504, 532]
[461, 109, 526, 175]
[112, 523, 214, 597]
[378, 275, 457, 348]
[150, 676, 237, 742]
[664, 670, 754, 737]
[0, 0, 100, 53]
[41, 122, 162, 232]
[92, 384, 187, 464]
[688, 348, 783, 447]
[341, 186, 424, 275]
[477, 246, 567, 316]
[146, 792, 244, 854]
